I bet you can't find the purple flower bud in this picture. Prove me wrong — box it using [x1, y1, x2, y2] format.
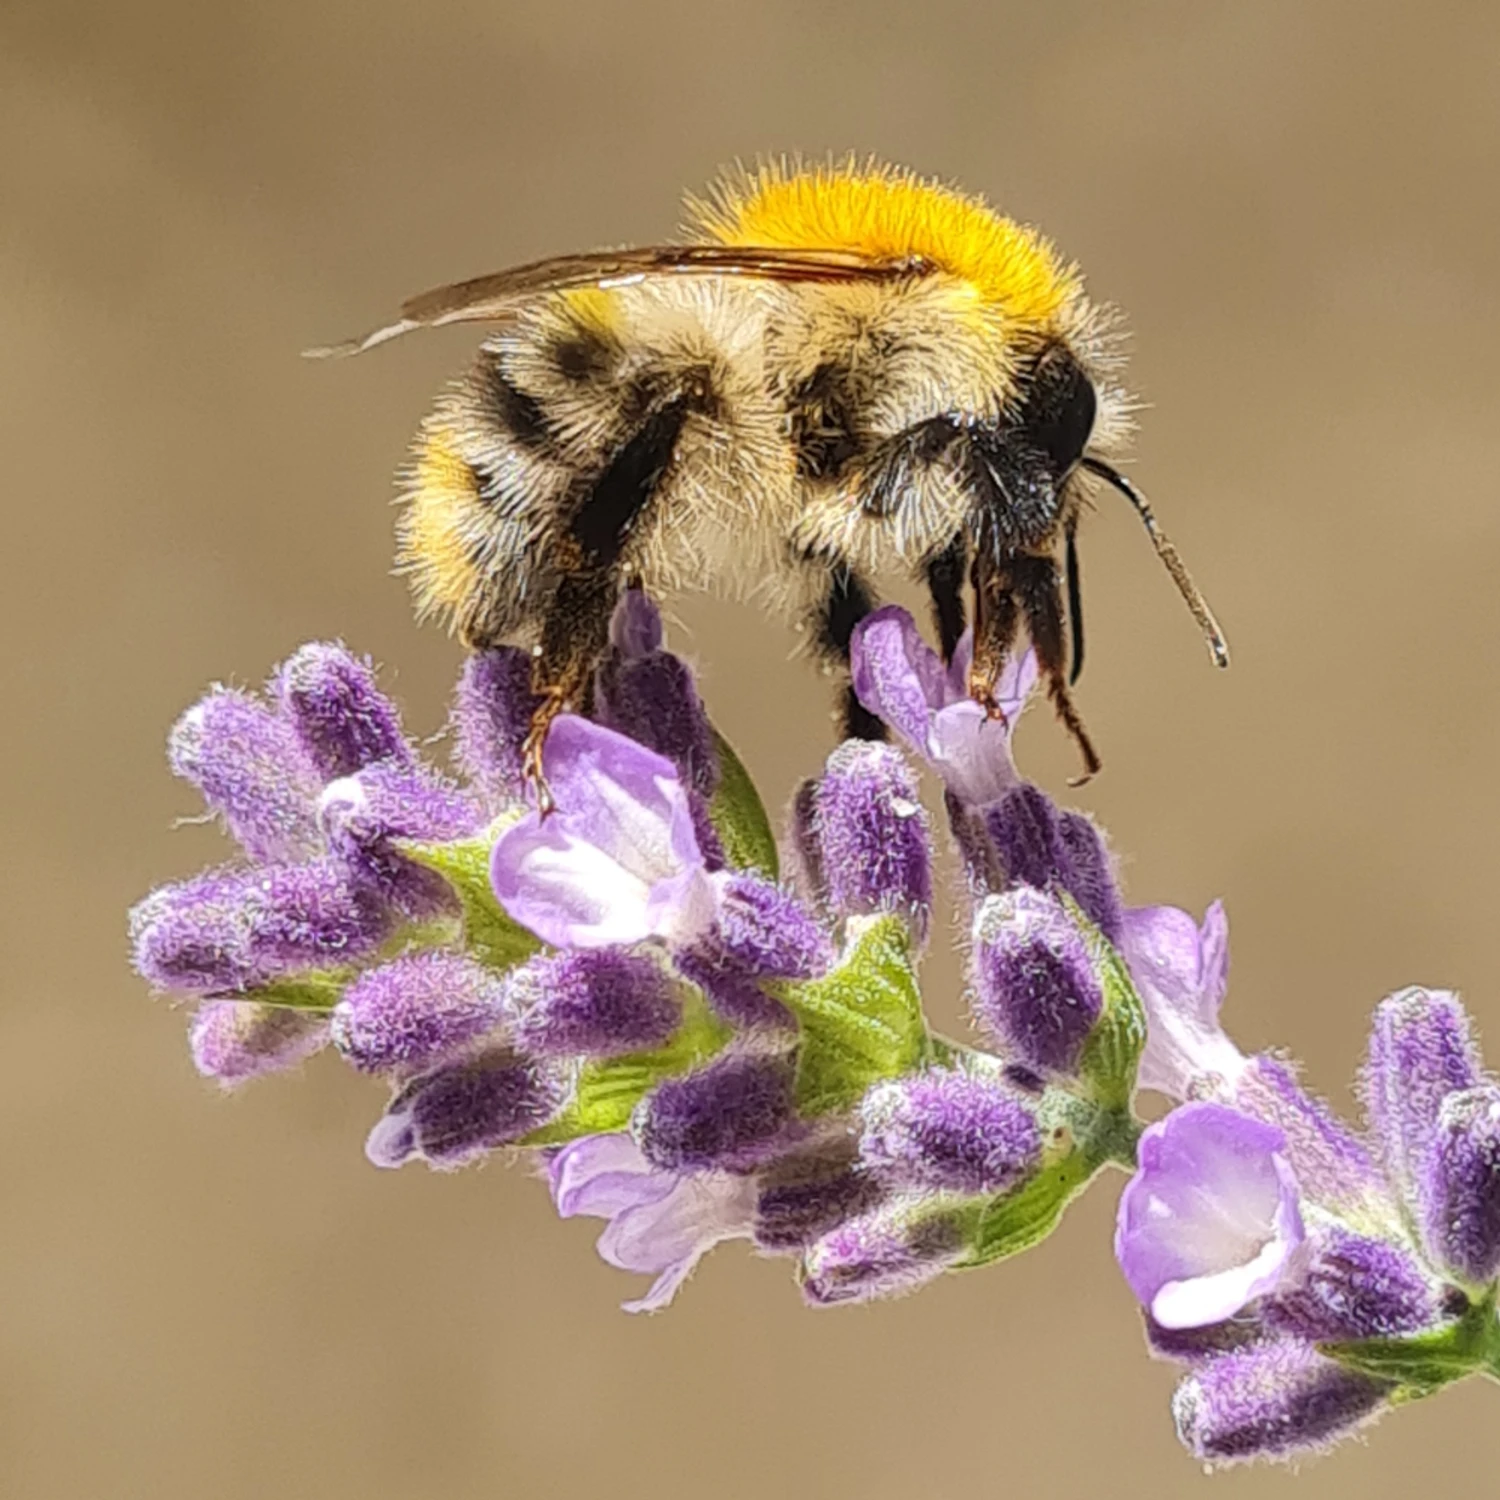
[1143, 1314, 1265, 1363]
[970, 888, 1102, 1077]
[1363, 988, 1484, 1207]
[815, 741, 933, 940]
[1265, 1228, 1440, 1342]
[753, 1142, 885, 1251]
[1233, 1055, 1386, 1222]
[450, 648, 541, 805]
[168, 690, 321, 862]
[1418, 1084, 1500, 1285]
[189, 1000, 329, 1086]
[511, 948, 683, 1059]
[318, 764, 480, 917]
[367, 1048, 569, 1169]
[333, 953, 510, 1075]
[273, 643, 416, 780]
[635, 1051, 796, 1172]
[1171, 1339, 1392, 1465]
[596, 604, 719, 798]
[801, 1200, 967, 1306]
[712, 872, 833, 978]
[132, 861, 390, 995]
[1115, 1102, 1305, 1330]
[859, 1069, 1040, 1195]
[980, 784, 1123, 940]
[671, 947, 795, 1031]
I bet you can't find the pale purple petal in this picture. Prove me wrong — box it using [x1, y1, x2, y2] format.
[549, 1132, 677, 1218]
[849, 606, 950, 748]
[490, 715, 713, 948]
[1120, 902, 1246, 1100]
[1116, 1102, 1306, 1329]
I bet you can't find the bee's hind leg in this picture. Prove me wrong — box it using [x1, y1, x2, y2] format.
[799, 548, 884, 741]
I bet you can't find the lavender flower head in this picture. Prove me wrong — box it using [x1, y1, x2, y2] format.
[133, 592, 1500, 1467]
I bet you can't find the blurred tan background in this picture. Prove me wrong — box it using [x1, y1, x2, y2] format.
[4, 1, 1500, 1495]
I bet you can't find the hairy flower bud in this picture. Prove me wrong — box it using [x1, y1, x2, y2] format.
[815, 741, 932, 940]
[274, 643, 416, 780]
[168, 689, 321, 862]
[801, 1199, 968, 1306]
[970, 888, 1102, 1077]
[1418, 1084, 1500, 1286]
[132, 860, 390, 995]
[1363, 988, 1484, 1207]
[511, 948, 684, 1059]
[190, 1000, 329, 1086]
[635, 1051, 796, 1172]
[1171, 1339, 1392, 1465]
[753, 1142, 885, 1251]
[333, 953, 510, 1075]
[450, 648, 541, 805]
[1265, 1228, 1439, 1342]
[859, 1069, 1040, 1195]
[366, 1049, 570, 1169]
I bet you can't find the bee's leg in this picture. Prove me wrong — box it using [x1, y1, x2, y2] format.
[967, 544, 1021, 722]
[923, 533, 968, 665]
[800, 549, 885, 741]
[524, 395, 692, 809]
[1010, 551, 1102, 785]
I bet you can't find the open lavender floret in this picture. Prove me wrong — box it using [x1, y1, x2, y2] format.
[132, 597, 1500, 1466]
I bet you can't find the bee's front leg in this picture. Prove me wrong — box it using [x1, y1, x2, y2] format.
[967, 544, 1020, 725]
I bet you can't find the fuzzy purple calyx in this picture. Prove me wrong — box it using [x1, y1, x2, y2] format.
[634, 1051, 795, 1172]
[800, 1200, 967, 1306]
[1265, 1227, 1440, 1342]
[132, 860, 390, 996]
[859, 1068, 1041, 1196]
[190, 1000, 329, 1086]
[814, 740, 933, 940]
[333, 952, 510, 1075]
[753, 1142, 885, 1251]
[1363, 987, 1484, 1208]
[970, 887, 1103, 1077]
[273, 643, 416, 780]
[168, 689, 322, 863]
[1418, 1084, 1500, 1286]
[1171, 1338, 1392, 1465]
[366, 1049, 569, 1170]
[511, 948, 684, 1059]
[450, 648, 542, 806]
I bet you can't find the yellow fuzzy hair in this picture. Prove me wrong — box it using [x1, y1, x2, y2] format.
[689, 159, 1080, 329]
[398, 423, 481, 620]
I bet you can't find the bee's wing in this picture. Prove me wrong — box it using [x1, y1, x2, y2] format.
[304, 245, 926, 358]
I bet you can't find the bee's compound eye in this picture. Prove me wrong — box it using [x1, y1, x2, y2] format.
[1022, 346, 1097, 475]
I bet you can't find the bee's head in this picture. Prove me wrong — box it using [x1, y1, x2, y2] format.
[1017, 342, 1097, 479]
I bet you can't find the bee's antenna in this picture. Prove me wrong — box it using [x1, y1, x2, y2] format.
[1079, 457, 1230, 669]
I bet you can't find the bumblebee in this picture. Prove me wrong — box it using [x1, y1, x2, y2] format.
[315, 160, 1228, 789]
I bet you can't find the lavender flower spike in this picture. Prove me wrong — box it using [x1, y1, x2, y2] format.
[1173, 1339, 1392, 1466]
[814, 741, 933, 941]
[1118, 902, 1245, 1101]
[490, 715, 716, 949]
[860, 1069, 1041, 1195]
[549, 1132, 756, 1312]
[450, 648, 542, 806]
[970, 887, 1103, 1077]
[850, 605, 1035, 807]
[1115, 1102, 1305, 1329]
